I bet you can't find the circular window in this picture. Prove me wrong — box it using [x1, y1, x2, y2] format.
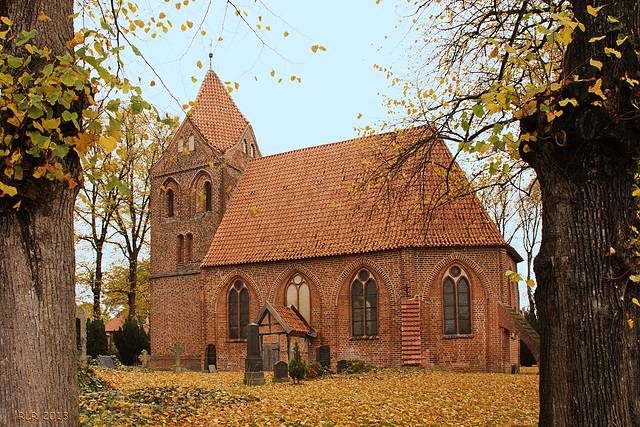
[358, 270, 369, 281]
[234, 280, 243, 290]
[294, 274, 302, 284]
[450, 266, 461, 277]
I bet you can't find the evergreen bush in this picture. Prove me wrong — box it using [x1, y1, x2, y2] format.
[288, 342, 307, 384]
[86, 318, 109, 358]
[113, 318, 150, 365]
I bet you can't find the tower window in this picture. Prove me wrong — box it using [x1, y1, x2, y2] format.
[167, 189, 174, 218]
[204, 181, 212, 212]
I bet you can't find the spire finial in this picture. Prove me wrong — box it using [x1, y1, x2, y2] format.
[209, 52, 213, 71]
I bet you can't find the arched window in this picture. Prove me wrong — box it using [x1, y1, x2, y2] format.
[188, 135, 195, 151]
[166, 189, 174, 218]
[351, 268, 377, 337]
[443, 265, 471, 335]
[286, 273, 311, 322]
[204, 181, 212, 212]
[250, 144, 255, 158]
[177, 234, 184, 266]
[185, 233, 193, 263]
[228, 280, 250, 340]
[242, 139, 247, 154]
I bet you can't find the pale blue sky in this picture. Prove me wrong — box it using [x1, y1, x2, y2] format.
[123, 0, 410, 155]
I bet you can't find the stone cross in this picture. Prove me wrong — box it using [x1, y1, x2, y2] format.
[171, 341, 184, 373]
[138, 349, 151, 368]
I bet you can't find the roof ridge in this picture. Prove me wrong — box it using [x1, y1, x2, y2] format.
[253, 125, 431, 161]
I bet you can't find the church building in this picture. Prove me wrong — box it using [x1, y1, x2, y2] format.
[149, 70, 538, 372]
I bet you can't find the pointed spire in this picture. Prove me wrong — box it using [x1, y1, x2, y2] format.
[188, 70, 249, 152]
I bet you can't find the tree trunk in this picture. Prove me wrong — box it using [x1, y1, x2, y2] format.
[0, 188, 79, 426]
[0, 0, 81, 425]
[520, 2, 640, 424]
[92, 244, 104, 319]
[127, 259, 138, 319]
[530, 148, 640, 425]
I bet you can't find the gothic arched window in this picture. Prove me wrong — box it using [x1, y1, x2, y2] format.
[286, 273, 311, 322]
[443, 265, 471, 335]
[204, 181, 212, 212]
[229, 280, 250, 340]
[166, 189, 174, 218]
[351, 268, 377, 337]
[177, 234, 184, 266]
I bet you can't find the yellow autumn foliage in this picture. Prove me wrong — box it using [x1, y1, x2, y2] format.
[80, 367, 539, 426]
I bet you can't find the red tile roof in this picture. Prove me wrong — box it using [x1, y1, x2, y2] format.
[256, 302, 316, 336]
[188, 70, 249, 152]
[202, 126, 519, 267]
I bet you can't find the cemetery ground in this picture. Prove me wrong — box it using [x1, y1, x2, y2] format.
[79, 366, 539, 426]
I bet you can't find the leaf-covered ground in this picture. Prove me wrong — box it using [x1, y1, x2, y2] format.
[80, 367, 539, 426]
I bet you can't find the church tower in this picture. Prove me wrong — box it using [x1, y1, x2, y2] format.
[148, 70, 260, 369]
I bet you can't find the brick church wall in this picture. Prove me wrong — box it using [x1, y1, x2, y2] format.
[195, 246, 518, 372]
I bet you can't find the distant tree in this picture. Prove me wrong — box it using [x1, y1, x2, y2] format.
[75, 145, 124, 319]
[86, 318, 109, 358]
[288, 342, 307, 384]
[111, 109, 176, 320]
[104, 260, 150, 319]
[113, 318, 150, 366]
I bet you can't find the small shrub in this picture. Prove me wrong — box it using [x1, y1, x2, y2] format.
[86, 318, 109, 358]
[113, 318, 150, 366]
[288, 342, 307, 384]
[345, 359, 375, 374]
[305, 362, 324, 379]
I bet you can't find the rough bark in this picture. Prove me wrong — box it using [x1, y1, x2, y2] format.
[127, 259, 138, 319]
[520, 0, 640, 424]
[0, 0, 81, 425]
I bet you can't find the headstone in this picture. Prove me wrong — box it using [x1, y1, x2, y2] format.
[171, 341, 185, 373]
[99, 355, 116, 369]
[511, 363, 521, 374]
[139, 349, 151, 368]
[205, 344, 217, 372]
[75, 306, 87, 368]
[272, 361, 290, 383]
[316, 345, 331, 368]
[243, 323, 265, 385]
[208, 364, 217, 373]
[337, 359, 347, 373]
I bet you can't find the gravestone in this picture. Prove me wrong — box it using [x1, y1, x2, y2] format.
[205, 344, 217, 373]
[337, 359, 347, 373]
[272, 361, 290, 383]
[139, 349, 151, 368]
[243, 323, 265, 385]
[511, 363, 521, 374]
[99, 355, 116, 369]
[75, 306, 87, 368]
[171, 341, 185, 373]
[316, 345, 331, 368]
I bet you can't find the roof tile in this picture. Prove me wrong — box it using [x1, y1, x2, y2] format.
[188, 70, 249, 152]
[203, 126, 517, 267]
